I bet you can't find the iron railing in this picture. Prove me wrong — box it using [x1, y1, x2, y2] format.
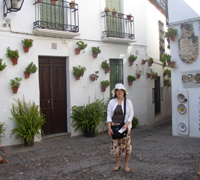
[102, 11, 134, 40]
[33, 0, 79, 32]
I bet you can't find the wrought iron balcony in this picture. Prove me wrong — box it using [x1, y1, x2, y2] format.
[33, 0, 79, 38]
[101, 11, 135, 44]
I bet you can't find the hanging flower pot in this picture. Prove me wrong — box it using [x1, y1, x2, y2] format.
[12, 58, 18, 65]
[90, 73, 98, 81]
[104, 68, 110, 74]
[146, 73, 151, 78]
[101, 86, 107, 92]
[24, 72, 30, 79]
[141, 59, 146, 64]
[70, 1, 75, 8]
[23, 46, 30, 53]
[129, 60, 134, 66]
[127, 14, 132, 20]
[75, 48, 81, 55]
[100, 80, 110, 92]
[170, 61, 176, 68]
[75, 75, 80, 80]
[93, 53, 98, 58]
[136, 74, 141, 79]
[128, 81, 133, 86]
[127, 75, 136, 86]
[91, 46, 101, 59]
[51, 0, 57, 5]
[12, 86, 19, 94]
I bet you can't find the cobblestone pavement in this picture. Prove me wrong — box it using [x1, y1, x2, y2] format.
[1, 121, 200, 180]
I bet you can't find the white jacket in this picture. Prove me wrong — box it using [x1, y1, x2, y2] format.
[106, 98, 134, 130]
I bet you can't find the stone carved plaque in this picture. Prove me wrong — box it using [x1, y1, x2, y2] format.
[178, 23, 199, 63]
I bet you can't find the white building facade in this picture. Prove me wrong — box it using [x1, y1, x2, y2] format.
[168, 0, 200, 137]
[0, 0, 171, 146]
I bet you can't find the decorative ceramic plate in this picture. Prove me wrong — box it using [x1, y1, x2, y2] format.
[177, 104, 186, 114]
[178, 122, 187, 132]
[187, 73, 193, 82]
[177, 93, 186, 103]
[194, 73, 200, 83]
[182, 75, 188, 83]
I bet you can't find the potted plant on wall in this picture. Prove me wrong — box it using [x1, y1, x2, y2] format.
[141, 59, 146, 65]
[91, 46, 101, 58]
[169, 60, 176, 68]
[164, 79, 171, 87]
[136, 69, 142, 79]
[100, 80, 110, 92]
[75, 41, 87, 55]
[104, 7, 110, 15]
[70, 0, 75, 8]
[127, 75, 136, 86]
[146, 68, 152, 78]
[128, 54, 137, 66]
[0, 59, 7, 71]
[163, 69, 171, 77]
[147, 57, 154, 66]
[127, 14, 132, 20]
[112, 8, 117, 16]
[51, 0, 57, 5]
[10, 98, 45, 146]
[22, 39, 33, 53]
[101, 60, 110, 73]
[24, 62, 37, 79]
[73, 65, 86, 80]
[151, 71, 158, 79]
[90, 71, 99, 81]
[10, 77, 22, 94]
[165, 27, 177, 41]
[6, 47, 19, 65]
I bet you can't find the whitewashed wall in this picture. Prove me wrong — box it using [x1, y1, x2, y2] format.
[168, 0, 200, 137]
[0, 0, 172, 146]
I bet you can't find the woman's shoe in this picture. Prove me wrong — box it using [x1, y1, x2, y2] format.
[113, 165, 120, 171]
[124, 166, 130, 173]
[0, 159, 8, 164]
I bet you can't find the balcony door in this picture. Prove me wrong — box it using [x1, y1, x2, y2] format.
[106, 0, 123, 38]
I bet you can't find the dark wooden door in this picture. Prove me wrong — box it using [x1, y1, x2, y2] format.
[39, 56, 67, 135]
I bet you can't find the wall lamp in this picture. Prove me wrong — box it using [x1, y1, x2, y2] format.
[4, 0, 24, 17]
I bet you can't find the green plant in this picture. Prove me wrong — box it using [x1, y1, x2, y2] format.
[164, 79, 171, 86]
[165, 27, 177, 38]
[104, 7, 110, 11]
[22, 39, 33, 47]
[132, 116, 139, 129]
[128, 54, 137, 62]
[10, 98, 45, 146]
[163, 69, 171, 76]
[0, 122, 6, 140]
[6, 47, 19, 59]
[71, 99, 107, 136]
[90, 71, 99, 80]
[0, 59, 7, 71]
[73, 65, 86, 76]
[10, 77, 22, 88]
[101, 60, 110, 69]
[127, 75, 136, 81]
[91, 46, 101, 54]
[76, 41, 87, 50]
[25, 62, 37, 74]
[148, 57, 154, 63]
[101, 80, 110, 87]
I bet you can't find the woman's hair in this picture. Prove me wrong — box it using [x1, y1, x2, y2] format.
[114, 89, 126, 98]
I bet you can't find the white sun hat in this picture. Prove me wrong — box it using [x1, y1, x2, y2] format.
[111, 83, 128, 97]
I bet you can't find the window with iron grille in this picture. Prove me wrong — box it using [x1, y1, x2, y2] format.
[159, 21, 165, 58]
[33, 0, 79, 32]
[110, 59, 124, 98]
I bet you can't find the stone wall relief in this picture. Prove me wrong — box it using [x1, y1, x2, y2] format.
[178, 23, 199, 63]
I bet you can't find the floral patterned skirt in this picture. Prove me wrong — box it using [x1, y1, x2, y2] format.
[110, 130, 132, 157]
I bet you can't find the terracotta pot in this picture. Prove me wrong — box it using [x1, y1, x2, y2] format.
[151, 75, 157, 79]
[129, 60, 134, 66]
[75, 48, 81, 55]
[70, 2, 75, 8]
[170, 34, 176, 41]
[90, 75, 96, 81]
[12, 58, 18, 65]
[128, 81, 133, 86]
[24, 72, 30, 79]
[38, 0, 43, 2]
[51, 0, 56, 5]
[93, 53, 98, 58]
[23, 46, 30, 53]
[112, 12, 116, 17]
[148, 62, 152, 67]
[12, 86, 19, 94]
[118, 14, 123, 18]
[141, 59, 146, 64]
[105, 10, 109, 15]
[104, 68, 110, 74]
[170, 62, 176, 68]
[127, 15, 132, 20]
[146, 74, 151, 78]
[101, 86, 106, 92]
[75, 75, 80, 80]
[136, 74, 141, 79]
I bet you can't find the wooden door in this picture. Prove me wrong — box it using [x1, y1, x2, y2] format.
[39, 56, 67, 135]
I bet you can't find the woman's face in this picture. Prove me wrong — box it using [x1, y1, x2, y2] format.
[115, 89, 124, 98]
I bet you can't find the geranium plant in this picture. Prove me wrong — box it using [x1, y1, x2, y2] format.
[22, 39, 33, 48]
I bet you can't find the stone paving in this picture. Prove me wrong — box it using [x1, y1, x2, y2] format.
[0, 121, 200, 180]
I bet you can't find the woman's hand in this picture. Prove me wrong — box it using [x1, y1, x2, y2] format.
[108, 128, 113, 138]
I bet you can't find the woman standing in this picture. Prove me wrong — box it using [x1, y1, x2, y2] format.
[107, 83, 134, 173]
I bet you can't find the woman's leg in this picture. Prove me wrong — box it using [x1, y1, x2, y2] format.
[113, 156, 120, 171]
[125, 154, 130, 172]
